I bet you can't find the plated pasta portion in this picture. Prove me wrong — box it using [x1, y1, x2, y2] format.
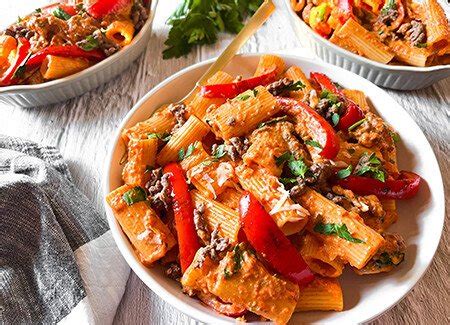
[107, 55, 422, 323]
[0, 0, 149, 86]
[291, 0, 450, 66]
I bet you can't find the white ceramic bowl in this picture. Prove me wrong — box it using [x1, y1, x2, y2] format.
[283, 0, 450, 90]
[103, 54, 445, 324]
[0, 0, 158, 108]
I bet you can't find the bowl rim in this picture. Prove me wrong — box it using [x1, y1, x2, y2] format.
[0, 0, 158, 94]
[282, 0, 450, 73]
[103, 53, 445, 324]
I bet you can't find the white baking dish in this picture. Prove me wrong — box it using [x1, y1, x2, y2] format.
[0, 0, 158, 108]
[283, 0, 450, 90]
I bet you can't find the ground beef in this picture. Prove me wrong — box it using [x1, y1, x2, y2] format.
[165, 262, 182, 280]
[145, 168, 171, 215]
[229, 137, 249, 157]
[131, 0, 149, 31]
[226, 116, 236, 126]
[289, 162, 333, 198]
[193, 228, 230, 268]
[377, 8, 398, 27]
[168, 103, 187, 134]
[349, 112, 385, 147]
[266, 78, 293, 96]
[91, 29, 120, 56]
[331, 185, 384, 217]
[396, 20, 426, 46]
[316, 98, 340, 123]
[3, 25, 34, 40]
[193, 203, 210, 245]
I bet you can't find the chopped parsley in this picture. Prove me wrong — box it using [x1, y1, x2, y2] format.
[348, 118, 366, 131]
[78, 35, 99, 51]
[275, 151, 309, 184]
[320, 89, 340, 104]
[374, 252, 393, 267]
[53, 7, 72, 20]
[178, 142, 197, 161]
[415, 43, 427, 48]
[34, 8, 42, 13]
[148, 132, 171, 142]
[236, 88, 258, 101]
[258, 115, 289, 128]
[122, 186, 147, 205]
[212, 144, 227, 159]
[389, 131, 400, 143]
[314, 222, 365, 243]
[224, 244, 245, 279]
[305, 139, 323, 149]
[380, 0, 397, 16]
[331, 113, 340, 127]
[354, 152, 386, 182]
[336, 165, 353, 179]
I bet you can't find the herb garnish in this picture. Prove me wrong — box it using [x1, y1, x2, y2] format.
[235, 88, 258, 101]
[178, 142, 197, 161]
[12, 53, 32, 80]
[389, 131, 400, 143]
[212, 144, 227, 159]
[337, 165, 353, 179]
[305, 139, 323, 149]
[331, 113, 340, 126]
[380, 0, 397, 15]
[258, 115, 289, 128]
[78, 35, 99, 51]
[35, 8, 42, 13]
[163, 0, 263, 59]
[314, 222, 365, 243]
[348, 118, 366, 131]
[354, 152, 386, 182]
[275, 151, 309, 184]
[415, 43, 427, 48]
[224, 244, 245, 279]
[148, 132, 171, 142]
[122, 186, 147, 206]
[282, 80, 305, 92]
[53, 7, 72, 20]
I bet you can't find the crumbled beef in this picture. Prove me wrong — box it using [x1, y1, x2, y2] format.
[331, 185, 384, 217]
[316, 98, 340, 123]
[193, 203, 210, 245]
[378, 9, 398, 27]
[355, 233, 406, 275]
[396, 20, 426, 46]
[90, 29, 120, 56]
[266, 78, 293, 96]
[229, 137, 249, 157]
[165, 262, 182, 280]
[168, 103, 187, 134]
[194, 228, 230, 268]
[3, 25, 34, 39]
[325, 191, 345, 204]
[131, 0, 149, 31]
[290, 162, 333, 198]
[145, 168, 171, 214]
[349, 112, 385, 147]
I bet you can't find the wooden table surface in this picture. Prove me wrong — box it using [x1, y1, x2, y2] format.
[1, 1, 448, 324]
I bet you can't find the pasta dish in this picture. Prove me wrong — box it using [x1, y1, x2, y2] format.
[290, 0, 450, 67]
[0, 0, 149, 86]
[106, 55, 422, 323]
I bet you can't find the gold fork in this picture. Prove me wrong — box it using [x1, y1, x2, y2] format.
[170, 0, 275, 106]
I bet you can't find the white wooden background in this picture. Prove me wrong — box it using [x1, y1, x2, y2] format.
[1, 1, 449, 324]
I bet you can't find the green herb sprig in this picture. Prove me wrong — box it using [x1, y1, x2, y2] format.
[314, 222, 365, 243]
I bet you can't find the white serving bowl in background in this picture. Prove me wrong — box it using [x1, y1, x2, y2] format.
[103, 54, 445, 324]
[0, 0, 158, 108]
[283, 0, 450, 90]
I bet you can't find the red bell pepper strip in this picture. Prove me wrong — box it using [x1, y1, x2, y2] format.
[26, 45, 105, 67]
[163, 162, 201, 272]
[0, 37, 31, 86]
[239, 192, 315, 286]
[200, 69, 277, 99]
[41, 3, 78, 16]
[336, 0, 355, 24]
[336, 171, 421, 199]
[197, 292, 246, 317]
[276, 96, 340, 159]
[87, 0, 131, 19]
[311, 72, 365, 132]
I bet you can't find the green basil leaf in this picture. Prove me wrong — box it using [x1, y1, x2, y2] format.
[314, 222, 364, 243]
[78, 35, 99, 51]
[288, 159, 308, 178]
[337, 165, 353, 179]
[305, 140, 323, 149]
[331, 113, 340, 126]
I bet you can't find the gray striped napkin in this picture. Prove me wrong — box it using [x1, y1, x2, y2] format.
[0, 135, 129, 324]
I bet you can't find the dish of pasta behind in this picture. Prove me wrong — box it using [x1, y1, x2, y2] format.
[284, 0, 450, 89]
[103, 54, 445, 324]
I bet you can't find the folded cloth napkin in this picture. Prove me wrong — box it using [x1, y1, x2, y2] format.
[0, 136, 130, 324]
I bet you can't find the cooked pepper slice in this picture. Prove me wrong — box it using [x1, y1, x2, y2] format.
[276, 96, 340, 159]
[87, 0, 131, 19]
[311, 72, 365, 132]
[200, 69, 277, 99]
[41, 3, 78, 16]
[163, 162, 201, 272]
[336, 0, 355, 24]
[26, 45, 105, 67]
[239, 192, 315, 286]
[336, 171, 421, 199]
[0, 37, 31, 86]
